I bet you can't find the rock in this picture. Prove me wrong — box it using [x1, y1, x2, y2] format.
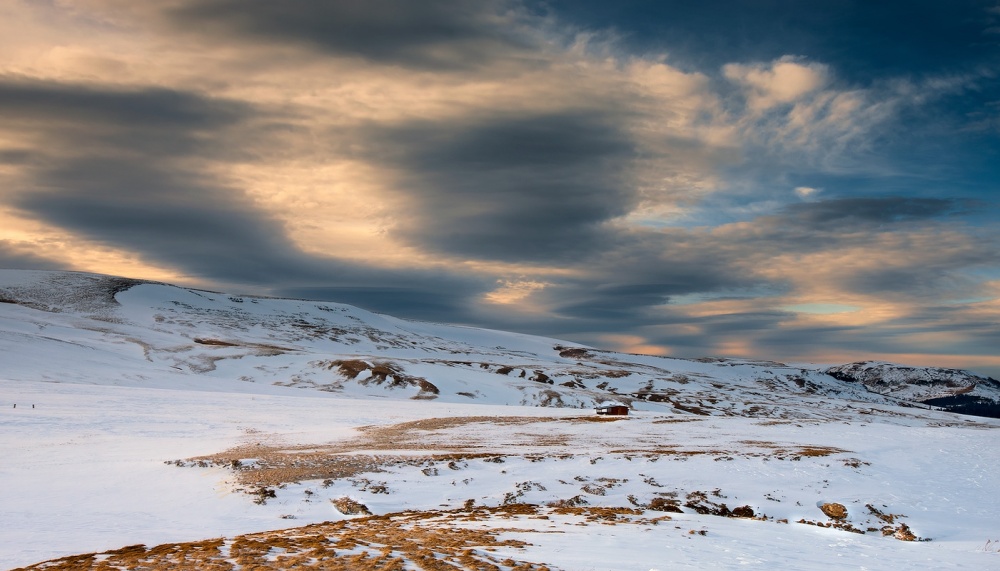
[820, 502, 848, 520]
[647, 497, 683, 513]
[894, 523, 917, 541]
[331, 496, 372, 516]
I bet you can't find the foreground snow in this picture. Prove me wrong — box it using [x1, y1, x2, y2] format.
[3, 377, 999, 570]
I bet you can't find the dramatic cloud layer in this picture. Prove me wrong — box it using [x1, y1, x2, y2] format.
[1, 0, 998, 375]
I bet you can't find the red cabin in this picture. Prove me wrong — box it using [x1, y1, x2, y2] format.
[595, 405, 629, 416]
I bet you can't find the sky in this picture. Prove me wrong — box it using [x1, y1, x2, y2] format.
[1, 0, 998, 376]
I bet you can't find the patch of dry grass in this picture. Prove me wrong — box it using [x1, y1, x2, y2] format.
[180, 416, 585, 488]
[13, 507, 559, 571]
[15, 495, 927, 571]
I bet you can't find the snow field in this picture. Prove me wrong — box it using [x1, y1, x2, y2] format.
[3, 377, 1000, 570]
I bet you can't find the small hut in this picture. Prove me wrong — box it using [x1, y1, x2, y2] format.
[595, 404, 629, 416]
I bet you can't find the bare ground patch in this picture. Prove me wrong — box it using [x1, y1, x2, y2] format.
[11, 505, 560, 571]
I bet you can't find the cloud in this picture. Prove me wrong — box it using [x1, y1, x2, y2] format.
[163, 0, 536, 70]
[0, 77, 252, 159]
[718, 56, 953, 174]
[724, 56, 829, 112]
[483, 279, 548, 305]
[0, 240, 63, 270]
[778, 197, 966, 229]
[0, 0, 997, 378]
[364, 111, 638, 262]
[0, 76, 502, 318]
[0, 78, 245, 129]
[794, 186, 820, 199]
[488, 199, 1000, 367]
[16, 163, 327, 284]
[0, 79, 314, 281]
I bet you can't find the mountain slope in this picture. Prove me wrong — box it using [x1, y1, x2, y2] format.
[1, 269, 994, 419]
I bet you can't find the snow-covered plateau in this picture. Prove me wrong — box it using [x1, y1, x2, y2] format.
[1, 270, 999, 570]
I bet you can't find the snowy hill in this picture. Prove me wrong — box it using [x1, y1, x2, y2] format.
[0, 269, 988, 417]
[3, 270, 1000, 570]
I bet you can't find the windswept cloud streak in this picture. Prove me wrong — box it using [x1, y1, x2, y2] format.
[0, 0, 997, 376]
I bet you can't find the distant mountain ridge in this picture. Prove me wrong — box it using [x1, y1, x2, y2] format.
[2, 269, 998, 419]
[826, 361, 1000, 418]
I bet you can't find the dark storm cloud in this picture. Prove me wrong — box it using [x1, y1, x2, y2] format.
[845, 258, 996, 299]
[691, 197, 981, 257]
[680, 309, 792, 335]
[475, 197, 998, 359]
[0, 78, 232, 148]
[0, 79, 335, 284]
[466, 226, 784, 341]
[745, 302, 1000, 363]
[368, 111, 637, 261]
[898, 304, 1000, 331]
[645, 308, 795, 352]
[780, 197, 966, 228]
[16, 159, 333, 284]
[0, 78, 250, 158]
[713, 321, 879, 364]
[166, 0, 534, 70]
[0, 79, 244, 128]
[550, 283, 679, 321]
[0, 149, 35, 165]
[544, 257, 761, 323]
[0, 78, 497, 316]
[553, 302, 793, 352]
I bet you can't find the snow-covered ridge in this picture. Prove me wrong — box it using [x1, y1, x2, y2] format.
[1, 269, 996, 418]
[826, 361, 1000, 417]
